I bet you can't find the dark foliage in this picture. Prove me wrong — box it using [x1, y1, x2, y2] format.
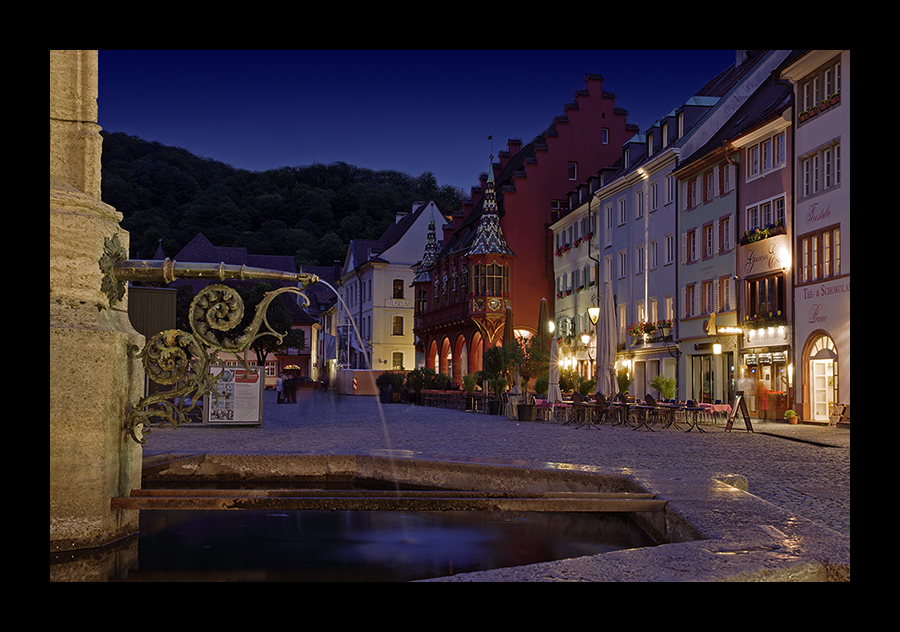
[100, 131, 464, 266]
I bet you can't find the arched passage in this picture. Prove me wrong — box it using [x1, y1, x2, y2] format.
[427, 339, 439, 373]
[454, 334, 468, 384]
[440, 337, 453, 378]
[470, 331, 484, 375]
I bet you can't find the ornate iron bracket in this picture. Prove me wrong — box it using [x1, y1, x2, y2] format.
[99, 235, 319, 443]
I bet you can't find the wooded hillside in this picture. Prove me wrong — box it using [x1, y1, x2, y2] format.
[100, 131, 464, 266]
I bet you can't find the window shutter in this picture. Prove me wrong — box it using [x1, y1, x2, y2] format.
[728, 278, 736, 312]
[681, 233, 687, 264]
[714, 219, 719, 254]
[713, 280, 720, 313]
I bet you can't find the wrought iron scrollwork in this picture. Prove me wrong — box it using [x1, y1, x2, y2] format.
[125, 283, 311, 443]
[99, 234, 319, 444]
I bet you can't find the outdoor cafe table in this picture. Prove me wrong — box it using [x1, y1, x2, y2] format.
[632, 402, 658, 431]
[607, 401, 636, 427]
[699, 402, 732, 424]
[571, 402, 600, 428]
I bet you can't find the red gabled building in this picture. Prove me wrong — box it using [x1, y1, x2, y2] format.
[413, 73, 636, 382]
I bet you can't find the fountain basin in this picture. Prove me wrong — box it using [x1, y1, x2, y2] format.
[132, 452, 849, 581]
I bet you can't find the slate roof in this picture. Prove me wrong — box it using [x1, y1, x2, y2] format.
[346, 201, 433, 268]
[439, 148, 529, 259]
[594, 50, 781, 186]
[412, 209, 439, 283]
[676, 54, 799, 172]
[172, 232, 297, 274]
[155, 232, 316, 325]
[465, 160, 514, 257]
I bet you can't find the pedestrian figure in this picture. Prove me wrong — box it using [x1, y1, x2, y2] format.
[286, 374, 297, 403]
[276, 373, 283, 404]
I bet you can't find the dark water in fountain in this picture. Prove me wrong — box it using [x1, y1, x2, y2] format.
[123, 508, 657, 581]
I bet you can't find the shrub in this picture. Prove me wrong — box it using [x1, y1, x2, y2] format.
[649, 375, 677, 400]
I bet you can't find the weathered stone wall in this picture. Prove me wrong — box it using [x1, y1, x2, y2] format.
[50, 50, 144, 552]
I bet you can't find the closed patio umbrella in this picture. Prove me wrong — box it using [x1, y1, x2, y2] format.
[547, 337, 562, 403]
[537, 298, 551, 350]
[596, 281, 617, 398]
[504, 307, 521, 394]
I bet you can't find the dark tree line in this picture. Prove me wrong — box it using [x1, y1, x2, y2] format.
[100, 131, 465, 266]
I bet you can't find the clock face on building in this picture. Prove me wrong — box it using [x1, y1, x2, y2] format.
[488, 298, 501, 311]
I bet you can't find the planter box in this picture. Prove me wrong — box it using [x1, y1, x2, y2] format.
[517, 404, 536, 422]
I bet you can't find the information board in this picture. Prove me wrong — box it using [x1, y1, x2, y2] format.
[204, 365, 264, 426]
[726, 391, 753, 432]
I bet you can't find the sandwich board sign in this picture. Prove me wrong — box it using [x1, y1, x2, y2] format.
[726, 391, 753, 432]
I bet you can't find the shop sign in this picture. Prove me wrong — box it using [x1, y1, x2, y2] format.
[742, 234, 790, 276]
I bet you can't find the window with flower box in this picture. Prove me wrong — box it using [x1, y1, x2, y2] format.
[798, 56, 841, 124]
[746, 274, 785, 321]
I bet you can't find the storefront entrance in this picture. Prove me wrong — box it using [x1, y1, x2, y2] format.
[741, 350, 789, 419]
[690, 352, 734, 404]
[806, 335, 838, 423]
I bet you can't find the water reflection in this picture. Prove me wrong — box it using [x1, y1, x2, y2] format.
[52, 509, 657, 582]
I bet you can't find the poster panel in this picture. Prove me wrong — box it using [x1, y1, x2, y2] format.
[205, 365, 264, 425]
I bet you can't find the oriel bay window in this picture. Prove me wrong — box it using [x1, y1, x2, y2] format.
[470, 262, 509, 296]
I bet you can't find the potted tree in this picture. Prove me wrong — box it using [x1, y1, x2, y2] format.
[784, 409, 800, 425]
[481, 343, 517, 414]
[617, 368, 634, 399]
[462, 373, 478, 411]
[375, 372, 404, 404]
[405, 367, 435, 405]
[650, 375, 677, 401]
[515, 334, 548, 421]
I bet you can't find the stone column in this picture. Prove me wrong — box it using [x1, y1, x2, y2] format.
[50, 50, 144, 552]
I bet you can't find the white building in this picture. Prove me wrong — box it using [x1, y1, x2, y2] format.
[780, 50, 850, 422]
[335, 201, 442, 389]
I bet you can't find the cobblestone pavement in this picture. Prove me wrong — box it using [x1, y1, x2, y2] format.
[142, 389, 850, 538]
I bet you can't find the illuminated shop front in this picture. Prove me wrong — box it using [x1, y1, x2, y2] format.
[740, 329, 791, 420]
[738, 232, 793, 418]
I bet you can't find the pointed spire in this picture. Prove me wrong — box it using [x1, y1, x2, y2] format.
[413, 207, 438, 283]
[467, 155, 514, 257]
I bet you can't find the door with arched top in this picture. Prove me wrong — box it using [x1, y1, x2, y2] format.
[805, 334, 837, 422]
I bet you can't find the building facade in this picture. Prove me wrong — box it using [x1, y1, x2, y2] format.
[413, 164, 515, 379]
[554, 51, 793, 401]
[414, 74, 636, 383]
[780, 50, 850, 422]
[336, 201, 439, 375]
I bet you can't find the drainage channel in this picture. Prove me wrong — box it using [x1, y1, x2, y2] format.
[113, 489, 667, 513]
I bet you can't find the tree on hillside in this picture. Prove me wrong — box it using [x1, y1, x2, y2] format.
[100, 131, 464, 266]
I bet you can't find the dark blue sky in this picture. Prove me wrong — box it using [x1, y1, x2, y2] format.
[98, 50, 736, 192]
